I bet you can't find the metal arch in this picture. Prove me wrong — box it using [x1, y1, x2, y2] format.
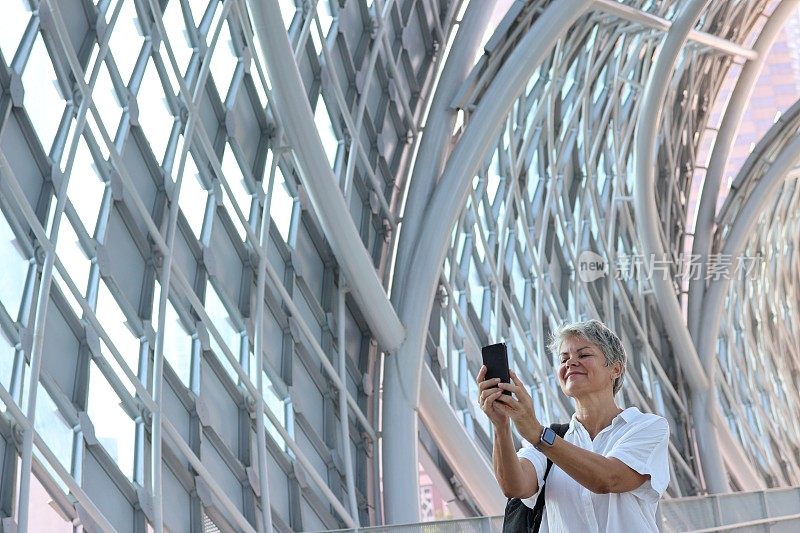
[391, 0, 500, 303]
[688, 0, 800, 345]
[246, 0, 406, 355]
[383, 0, 593, 523]
[632, 0, 734, 494]
[696, 118, 800, 429]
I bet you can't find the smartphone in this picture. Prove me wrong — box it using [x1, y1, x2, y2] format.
[481, 342, 511, 395]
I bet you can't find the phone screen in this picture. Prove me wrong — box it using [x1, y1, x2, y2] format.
[481, 342, 511, 395]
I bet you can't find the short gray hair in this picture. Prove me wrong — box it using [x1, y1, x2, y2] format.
[547, 319, 627, 394]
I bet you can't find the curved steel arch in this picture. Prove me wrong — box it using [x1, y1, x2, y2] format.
[688, 0, 800, 345]
[385, 0, 593, 522]
[632, 0, 730, 493]
[696, 99, 800, 486]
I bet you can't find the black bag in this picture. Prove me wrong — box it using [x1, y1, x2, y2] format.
[502, 423, 570, 533]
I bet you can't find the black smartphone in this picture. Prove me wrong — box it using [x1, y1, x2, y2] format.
[481, 342, 511, 395]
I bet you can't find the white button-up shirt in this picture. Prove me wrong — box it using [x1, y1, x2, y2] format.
[516, 406, 670, 532]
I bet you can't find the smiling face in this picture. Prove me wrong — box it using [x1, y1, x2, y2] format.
[557, 334, 621, 399]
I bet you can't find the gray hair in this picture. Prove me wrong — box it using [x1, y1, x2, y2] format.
[547, 319, 627, 394]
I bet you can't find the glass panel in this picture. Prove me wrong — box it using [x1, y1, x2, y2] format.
[209, 18, 238, 99]
[187, 0, 212, 28]
[67, 137, 107, 236]
[270, 167, 294, 243]
[0, 0, 30, 64]
[108, 0, 144, 85]
[263, 370, 288, 452]
[0, 330, 15, 392]
[22, 33, 66, 152]
[154, 281, 193, 388]
[34, 386, 74, 472]
[95, 281, 141, 375]
[162, 0, 194, 77]
[55, 218, 92, 297]
[0, 212, 30, 320]
[313, 97, 338, 168]
[87, 361, 136, 480]
[278, 0, 296, 30]
[220, 144, 252, 241]
[136, 60, 174, 162]
[100, 336, 135, 395]
[204, 282, 240, 382]
[92, 60, 123, 142]
[178, 153, 208, 241]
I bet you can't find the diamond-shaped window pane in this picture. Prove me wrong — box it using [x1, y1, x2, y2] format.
[87, 361, 136, 480]
[0, 0, 31, 65]
[205, 281, 241, 382]
[0, 330, 16, 392]
[153, 281, 194, 389]
[178, 153, 209, 241]
[136, 59, 174, 162]
[108, 0, 145, 85]
[209, 18, 238, 99]
[93, 59, 123, 142]
[270, 166, 294, 243]
[67, 136, 107, 236]
[162, 0, 195, 77]
[22, 33, 66, 153]
[187, 0, 213, 28]
[313, 97, 338, 169]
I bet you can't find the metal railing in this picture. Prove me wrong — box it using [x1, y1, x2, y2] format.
[319, 486, 800, 532]
[660, 486, 800, 532]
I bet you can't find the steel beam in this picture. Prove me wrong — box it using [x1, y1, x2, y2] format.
[246, 0, 406, 355]
[383, 0, 592, 523]
[593, 0, 758, 61]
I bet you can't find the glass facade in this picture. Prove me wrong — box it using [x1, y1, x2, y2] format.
[0, 0, 798, 531]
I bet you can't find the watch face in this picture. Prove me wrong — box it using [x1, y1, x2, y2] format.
[542, 427, 557, 446]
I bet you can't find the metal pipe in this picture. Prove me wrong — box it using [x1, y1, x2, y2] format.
[140, 1, 237, 529]
[338, 281, 360, 525]
[251, 140, 280, 533]
[247, 0, 406, 354]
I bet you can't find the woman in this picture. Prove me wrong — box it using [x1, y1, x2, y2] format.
[478, 319, 669, 532]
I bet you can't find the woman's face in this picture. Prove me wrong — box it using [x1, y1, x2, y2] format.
[557, 335, 619, 398]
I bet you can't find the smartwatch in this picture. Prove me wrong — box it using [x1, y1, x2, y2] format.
[537, 426, 557, 447]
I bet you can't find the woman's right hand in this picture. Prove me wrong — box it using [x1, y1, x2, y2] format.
[476, 365, 509, 428]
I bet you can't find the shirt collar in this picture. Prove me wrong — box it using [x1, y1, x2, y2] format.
[568, 406, 640, 435]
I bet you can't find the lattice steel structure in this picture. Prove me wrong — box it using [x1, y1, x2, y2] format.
[0, 0, 799, 531]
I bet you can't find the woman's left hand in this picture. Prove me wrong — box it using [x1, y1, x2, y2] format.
[495, 370, 543, 443]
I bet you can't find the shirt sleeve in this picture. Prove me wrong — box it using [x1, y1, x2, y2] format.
[606, 416, 670, 502]
[516, 440, 547, 509]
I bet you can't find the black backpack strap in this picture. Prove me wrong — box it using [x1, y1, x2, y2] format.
[530, 423, 570, 532]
